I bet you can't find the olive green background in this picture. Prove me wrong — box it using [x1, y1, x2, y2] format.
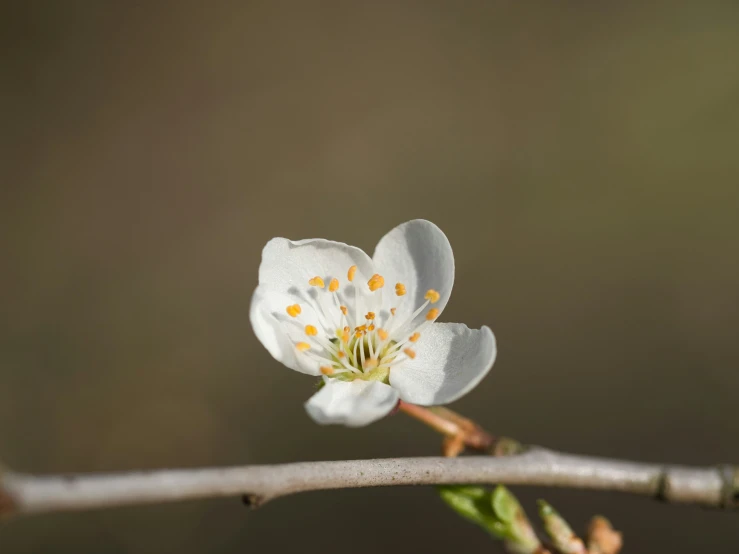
[2, 2, 738, 552]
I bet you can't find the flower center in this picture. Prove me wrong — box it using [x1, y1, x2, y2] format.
[285, 265, 441, 382]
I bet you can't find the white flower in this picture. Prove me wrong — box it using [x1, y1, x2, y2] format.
[250, 219, 497, 427]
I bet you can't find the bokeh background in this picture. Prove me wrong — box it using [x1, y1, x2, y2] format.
[2, 2, 738, 552]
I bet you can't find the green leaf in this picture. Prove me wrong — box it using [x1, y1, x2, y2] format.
[437, 486, 507, 538]
[491, 485, 522, 523]
[439, 486, 543, 553]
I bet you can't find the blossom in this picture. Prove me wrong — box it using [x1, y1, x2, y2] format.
[250, 219, 497, 427]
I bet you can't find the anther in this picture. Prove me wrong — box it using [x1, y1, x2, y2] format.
[425, 289, 440, 304]
[409, 332, 421, 342]
[320, 366, 334, 376]
[305, 325, 318, 336]
[340, 305, 348, 315]
[377, 328, 389, 341]
[347, 265, 357, 282]
[395, 283, 406, 296]
[286, 304, 301, 318]
[365, 312, 376, 320]
[390, 308, 397, 316]
[355, 324, 367, 332]
[342, 330, 350, 343]
[296, 342, 311, 351]
[329, 278, 340, 292]
[337, 351, 346, 359]
[308, 276, 325, 288]
[403, 347, 417, 359]
[355, 330, 365, 339]
[368, 324, 375, 331]
[426, 308, 439, 321]
[368, 274, 385, 291]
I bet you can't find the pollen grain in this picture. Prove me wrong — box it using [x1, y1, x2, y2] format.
[424, 289, 440, 304]
[368, 274, 385, 291]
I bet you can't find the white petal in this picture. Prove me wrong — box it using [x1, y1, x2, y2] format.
[371, 220, 454, 323]
[249, 285, 323, 375]
[259, 237, 375, 297]
[389, 323, 496, 405]
[258, 237, 378, 331]
[304, 379, 399, 427]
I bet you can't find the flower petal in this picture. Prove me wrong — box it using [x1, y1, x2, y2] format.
[249, 285, 323, 375]
[258, 237, 378, 331]
[259, 237, 375, 296]
[305, 379, 399, 427]
[389, 323, 496, 405]
[371, 220, 454, 322]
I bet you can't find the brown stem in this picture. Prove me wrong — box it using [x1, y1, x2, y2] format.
[396, 401, 459, 436]
[397, 401, 522, 457]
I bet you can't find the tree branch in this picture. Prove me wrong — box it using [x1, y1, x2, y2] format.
[1, 449, 737, 518]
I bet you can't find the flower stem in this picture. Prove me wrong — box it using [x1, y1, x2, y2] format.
[397, 401, 523, 457]
[396, 401, 459, 435]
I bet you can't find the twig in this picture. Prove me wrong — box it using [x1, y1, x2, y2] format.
[1, 449, 737, 518]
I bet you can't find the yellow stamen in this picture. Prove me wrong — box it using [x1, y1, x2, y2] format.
[305, 325, 318, 336]
[409, 332, 421, 342]
[368, 324, 375, 331]
[368, 273, 385, 291]
[286, 304, 301, 318]
[355, 330, 364, 339]
[377, 328, 389, 341]
[395, 283, 406, 296]
[364, 358, 378, 369]
[329, 278, 340, 292]
[320, 366, 334, 376]
[347, 265, 357, 282]
[308, 276, 325, 288]
[355, 324, 367, 332]
[340, 305, 348, 315]
[296, 342, 311, 351]
[342, 330, 350, 343]
[338, 351, 346, 359]
[426, 308, 439, 321]
[425, 289, 440, 304]
[365, 311, 375, 320]
[403, 347, 416, 359]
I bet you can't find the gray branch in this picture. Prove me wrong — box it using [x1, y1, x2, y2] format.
[1, 448, 737, 518]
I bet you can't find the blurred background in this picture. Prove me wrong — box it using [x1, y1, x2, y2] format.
[2, 2, 738, 552]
